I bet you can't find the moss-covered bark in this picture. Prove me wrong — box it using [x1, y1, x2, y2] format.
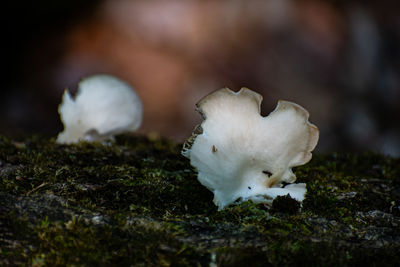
[0, 134, 399, 266]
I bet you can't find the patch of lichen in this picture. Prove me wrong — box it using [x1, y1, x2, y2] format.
[1, 134, 400, 266]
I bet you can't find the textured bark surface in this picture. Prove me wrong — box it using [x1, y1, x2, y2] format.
[0, 134, 399, 266]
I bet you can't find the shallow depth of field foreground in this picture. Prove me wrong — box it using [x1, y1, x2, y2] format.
[1, 134, 399, 266]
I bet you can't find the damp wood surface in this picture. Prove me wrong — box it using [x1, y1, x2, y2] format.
[0, 134, 399, 266]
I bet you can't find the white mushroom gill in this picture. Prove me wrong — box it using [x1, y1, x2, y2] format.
[56, 74, 143, 144]
[182, 88, 319, 210]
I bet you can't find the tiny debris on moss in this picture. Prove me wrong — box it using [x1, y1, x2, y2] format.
[271, 194, 301, 214]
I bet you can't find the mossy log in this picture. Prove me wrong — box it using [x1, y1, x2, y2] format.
[0, 134, 399, 266]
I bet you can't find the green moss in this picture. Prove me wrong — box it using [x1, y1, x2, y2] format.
[1, 134, 399, 266]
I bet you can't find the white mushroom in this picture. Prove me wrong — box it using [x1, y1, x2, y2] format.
[182, 88, 319, 210]
[57, 74, 143, 144]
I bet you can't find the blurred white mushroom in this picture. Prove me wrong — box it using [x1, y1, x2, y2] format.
[57, 74, 143, 144]
[182, 88, 319, 210]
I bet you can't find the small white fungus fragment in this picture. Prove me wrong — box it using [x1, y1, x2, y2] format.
[182, 88, 319, 210]
[57, 74, 143, 144]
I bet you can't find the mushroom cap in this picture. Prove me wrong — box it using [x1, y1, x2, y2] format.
[57, 74, 143, 144]
[183, 87, 319, 209]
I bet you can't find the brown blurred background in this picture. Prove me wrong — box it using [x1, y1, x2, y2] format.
[1, 0, 400, 156]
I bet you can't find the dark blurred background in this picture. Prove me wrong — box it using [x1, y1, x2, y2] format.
[2, 0, 400, 156]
